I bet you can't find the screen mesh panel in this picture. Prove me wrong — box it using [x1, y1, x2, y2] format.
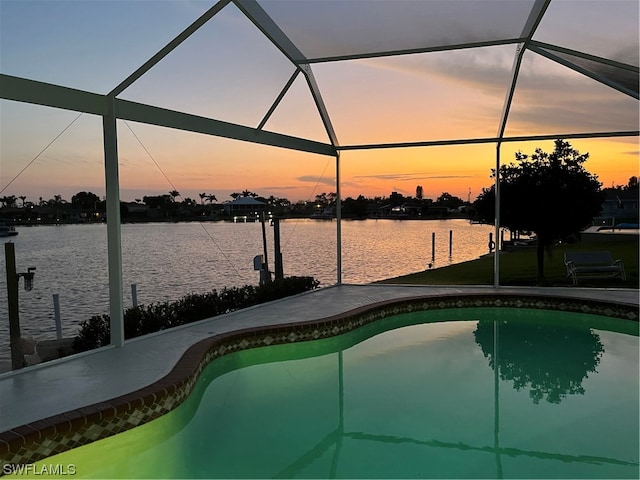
[311, 46, 516, 146]
[117, 3, 296, 129]
[256, 0, 537, 61]
[505, 51, 639, 137]
[533, 0, 639, 67]
[0, 0, 213, 94]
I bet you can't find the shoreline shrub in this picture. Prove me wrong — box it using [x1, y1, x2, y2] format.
[73, 276, 319, 353]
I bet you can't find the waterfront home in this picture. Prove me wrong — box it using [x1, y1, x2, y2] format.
[223, 197, 267, 219]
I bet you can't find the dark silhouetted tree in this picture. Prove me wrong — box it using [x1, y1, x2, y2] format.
[143, 194, 172, 209]
[0, 195, 17, 208]
[474, 139, 604, 285]
[71, 191, 100, 210]
[389, 191, 404, 206]
[436, 192, 464, 209]
[342, 195, 369, 219]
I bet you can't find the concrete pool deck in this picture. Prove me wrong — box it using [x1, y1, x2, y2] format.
[1, 284, 638, 464]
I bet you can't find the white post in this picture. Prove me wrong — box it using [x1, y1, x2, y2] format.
[103, 97, 125, 346]
[494, 143, 501, 287]
[431, 232, 436, 261]
[335, 152, 342, 285]
[53, 294, 62, 340]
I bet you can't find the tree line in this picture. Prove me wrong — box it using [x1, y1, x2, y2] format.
[1, 139, 636, 236]
[0, 188, 470, 222]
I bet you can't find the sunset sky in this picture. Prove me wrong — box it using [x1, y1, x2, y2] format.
[1, 0, 638, 205]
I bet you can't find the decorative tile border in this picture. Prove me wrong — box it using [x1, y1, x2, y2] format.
[1, 292, 637, 468]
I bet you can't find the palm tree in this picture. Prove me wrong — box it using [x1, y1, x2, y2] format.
[169, 190, 180, 202]
[48, 194, 64, 207]
[19, 196, 27, 207]
[207, 194, 217, 204]
[48, 194, 66, 221]
[199, 193, 207, 205]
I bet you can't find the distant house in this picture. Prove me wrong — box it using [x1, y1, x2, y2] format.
[377, 203, 422, 217]
[223, 197, 267, 218]
[124, 202, 149, 215]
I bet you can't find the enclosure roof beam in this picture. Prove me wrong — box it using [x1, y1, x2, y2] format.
[496, 0, 551, 141]
[234, 0, 340, 146]
[1, 74, 106, 115]
[530, 41, 639, 73]
[305, 38, 527, 64]
[528, 44, 639, 100]
[257, 68, 301, 132]
[234, 0, 308, 65]
[336, 130, 639, 151]
[115, 99, 337, 156]
[300, 64, 340, 147]
[520, 0, 552, 39]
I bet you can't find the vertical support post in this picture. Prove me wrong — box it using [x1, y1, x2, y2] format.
[5, 242, 24, 370]
[53, 294, 62, 340]
[273, 218, 284, 280]
[131, 284, 138, 307]
[431, 232, 436, 261]
[103, 96, 125, 347]
[493, 319, 503, 477]
[335, 153, 342, 285]
[260, 211, 270, 282]
[494, 143, 501, 287]
[449, 230, 453, 257]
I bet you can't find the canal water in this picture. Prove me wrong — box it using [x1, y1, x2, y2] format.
[0, 218, 495, 360]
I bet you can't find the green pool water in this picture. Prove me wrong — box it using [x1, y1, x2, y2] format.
[24, 307, 639, 479]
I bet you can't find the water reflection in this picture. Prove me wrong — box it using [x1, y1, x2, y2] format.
[473, 317, 605, 404]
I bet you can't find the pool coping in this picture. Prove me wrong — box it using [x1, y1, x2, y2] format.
[1, 287, 638, 467]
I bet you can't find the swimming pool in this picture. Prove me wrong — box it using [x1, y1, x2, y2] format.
[18, 306, 639, 479]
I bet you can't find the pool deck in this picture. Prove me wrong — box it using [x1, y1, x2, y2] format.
[1, 284, 638, 435]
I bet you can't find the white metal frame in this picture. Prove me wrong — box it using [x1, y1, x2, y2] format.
[1, 0, 637, 346]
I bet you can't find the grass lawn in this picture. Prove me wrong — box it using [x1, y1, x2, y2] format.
[378, 233, 639, 288]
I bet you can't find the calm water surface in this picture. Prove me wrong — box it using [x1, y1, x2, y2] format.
[0, 219, 494, 359]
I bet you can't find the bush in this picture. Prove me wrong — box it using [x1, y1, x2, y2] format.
[73, 314, 110, 352]
[73, 276, 320, 353]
